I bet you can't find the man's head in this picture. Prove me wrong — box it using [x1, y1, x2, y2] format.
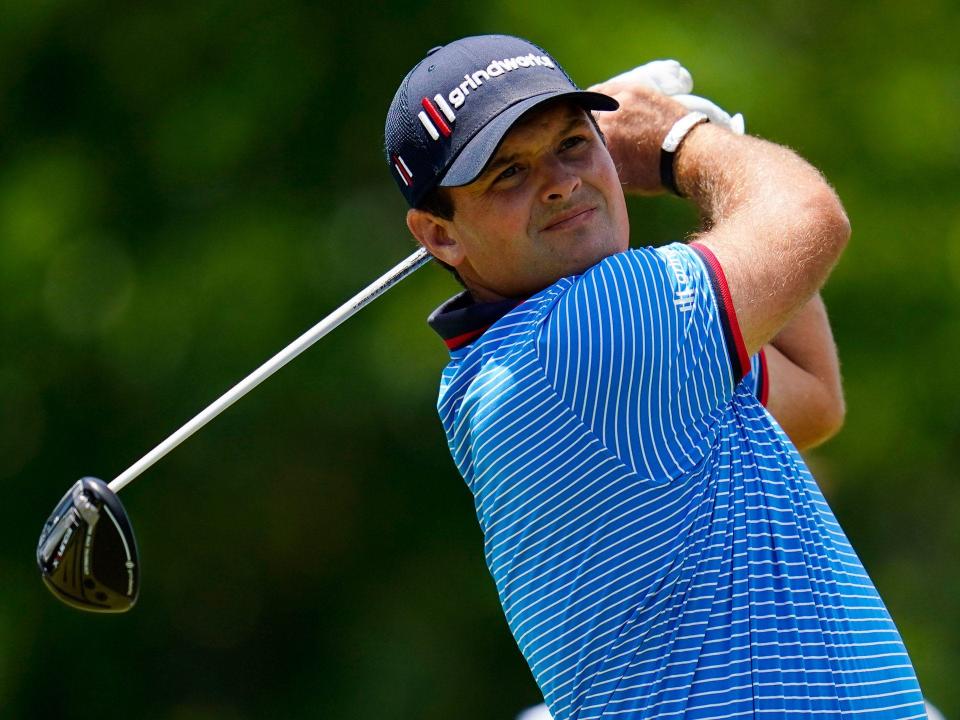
[385, 35, 629, 300]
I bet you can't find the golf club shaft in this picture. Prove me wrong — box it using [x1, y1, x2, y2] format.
[108, 246, 432, 493]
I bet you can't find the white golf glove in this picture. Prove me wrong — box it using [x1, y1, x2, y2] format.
[606, 60, 745, 135]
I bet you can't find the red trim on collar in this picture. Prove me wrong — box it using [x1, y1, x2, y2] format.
[444, 326, 490, 350]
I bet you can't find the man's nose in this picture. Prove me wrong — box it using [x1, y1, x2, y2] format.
[539, 158, 581, 203]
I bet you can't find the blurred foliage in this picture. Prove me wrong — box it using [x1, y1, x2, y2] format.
[2, 1, 958, 718]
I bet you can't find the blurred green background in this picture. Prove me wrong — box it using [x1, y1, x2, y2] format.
[2, 1, 958, 718]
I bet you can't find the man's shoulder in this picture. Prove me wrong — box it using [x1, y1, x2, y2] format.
[431, 243, 705, 363]
[545, 243, 704, 314]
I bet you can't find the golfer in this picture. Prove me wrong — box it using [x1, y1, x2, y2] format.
[385, 35, 925, 718]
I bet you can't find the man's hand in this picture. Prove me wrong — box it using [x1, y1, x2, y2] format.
[588, 61, 745, 194]
[588, 79, 688, 194]
[602, 60, 746, 134]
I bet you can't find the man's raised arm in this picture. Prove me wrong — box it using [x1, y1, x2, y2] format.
[588, 80, 851, 357]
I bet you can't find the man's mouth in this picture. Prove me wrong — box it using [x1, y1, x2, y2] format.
[542, 206, 596, 232]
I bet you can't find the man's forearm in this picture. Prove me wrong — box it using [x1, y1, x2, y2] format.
[675, 124, 850, 355]
[762, 294, 845, 450]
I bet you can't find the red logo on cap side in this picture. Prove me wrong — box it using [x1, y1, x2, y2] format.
[419, 97, 454, 140]
[414, 54, 556, 143]
[392, 154, 413, 187]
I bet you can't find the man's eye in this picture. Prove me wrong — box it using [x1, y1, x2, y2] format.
[496, 165, 519, 181]
[560, 136, 585, 151]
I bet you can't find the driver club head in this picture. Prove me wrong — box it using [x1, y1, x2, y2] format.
[37, 477, 140, 613]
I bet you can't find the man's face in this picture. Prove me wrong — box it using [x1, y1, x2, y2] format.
[425, 101, 630, 300]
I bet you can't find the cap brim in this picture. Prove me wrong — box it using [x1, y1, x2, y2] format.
[438, 90, 619, 188]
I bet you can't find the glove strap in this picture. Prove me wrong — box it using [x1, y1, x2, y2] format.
[660, 111, 709, 197]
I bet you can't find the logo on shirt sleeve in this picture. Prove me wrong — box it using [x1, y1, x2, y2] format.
[664, 248, 696, 312]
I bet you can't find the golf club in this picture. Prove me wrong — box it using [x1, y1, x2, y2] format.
[37, 246, 432, 613]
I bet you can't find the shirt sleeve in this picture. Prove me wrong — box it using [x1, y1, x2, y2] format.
[535, 243, 749, 483]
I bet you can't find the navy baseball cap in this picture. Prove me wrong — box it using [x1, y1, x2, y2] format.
[384, 34, 619, 207]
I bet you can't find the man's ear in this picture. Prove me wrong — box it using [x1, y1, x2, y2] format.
[406, 209, 465, 267]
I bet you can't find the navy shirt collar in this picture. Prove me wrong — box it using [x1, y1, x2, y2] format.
[427, 291, 522, 350]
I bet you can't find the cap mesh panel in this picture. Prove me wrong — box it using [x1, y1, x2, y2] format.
[385, 72, 427, 164]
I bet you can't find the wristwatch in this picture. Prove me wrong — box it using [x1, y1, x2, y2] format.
[660, 111, 709, 196]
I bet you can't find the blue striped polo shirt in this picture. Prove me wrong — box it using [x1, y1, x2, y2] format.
[428, 242, 925, 719]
